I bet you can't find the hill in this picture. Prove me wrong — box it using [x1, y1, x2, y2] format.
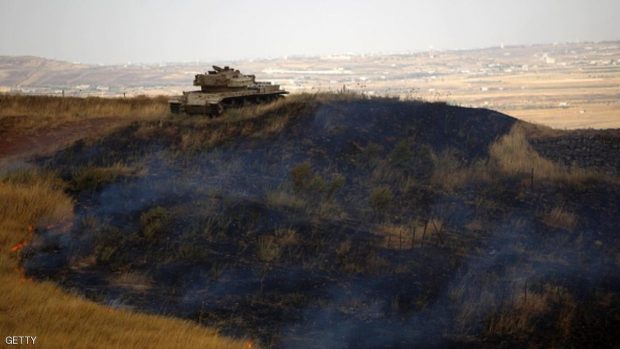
[12, 94, 620, 348]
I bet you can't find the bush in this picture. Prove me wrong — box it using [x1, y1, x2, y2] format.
[176, 243, 209, 263]
[390, 140, 413, 167]
[93, 228, 126, 265]
[290, 162, 313, 192]
[257, 235, 281, 262]
[325, 174, 346, 200]
[369, 186, 393, 213]
[139, 206, 171, 242]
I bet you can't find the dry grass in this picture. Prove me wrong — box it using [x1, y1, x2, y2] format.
[431, 150, 492, 191]
[257, 235, 282, 263]
[490, 124, 559, 177]
[0, 94, 168, 119]
[0, 95, 169, 165]
[108, 272, 154, 293]
[543, 206, 578, 231]
[431, 122, 612, 191]
[0, 169, 248, 349]
[273, 228, 299, 246]
[486, 285, 576, 337]
[453, 279, 577, 339]
[375, 224, 413, 250]
[0, 170, 73, 229]
[369, 186, 394, 213]
[0, 94, 168, 153]
[489, 123, 605, 184]
[70, 163, 143, 192]
[174, 92, 363, 129]
[486, 290, 551, 335]
[256, 228, 301, 263]
[219, 94, 317, 124]
[375, 219, 443, 249]
[265, 191, 305, 210]
[168, 93, 337, 152]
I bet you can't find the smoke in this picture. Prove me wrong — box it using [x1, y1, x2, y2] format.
[21, 101, 619, 348]
[275, 209, 618, 349]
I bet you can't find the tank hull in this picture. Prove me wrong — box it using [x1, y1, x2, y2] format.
[169, 66, 289, 116]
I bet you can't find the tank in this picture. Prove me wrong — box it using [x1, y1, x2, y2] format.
[169, 66, 288, 116]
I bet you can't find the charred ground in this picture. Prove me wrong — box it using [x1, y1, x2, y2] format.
[18, 94, 620, 348]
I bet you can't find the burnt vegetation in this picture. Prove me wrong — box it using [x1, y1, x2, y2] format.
[13, 93, 620, 348]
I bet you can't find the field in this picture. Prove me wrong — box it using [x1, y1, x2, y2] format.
[1, 94, 619, 348]
[0, 95, 168, 167]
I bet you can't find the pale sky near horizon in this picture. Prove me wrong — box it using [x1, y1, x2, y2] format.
[0, 0, 618, 64]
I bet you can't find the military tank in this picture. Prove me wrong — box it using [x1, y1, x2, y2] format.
[169, 65, 288, 116]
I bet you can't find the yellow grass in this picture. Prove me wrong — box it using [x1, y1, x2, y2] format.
[490, 125, 559, 177]
[431, 150, 492, 192]
[486, 291, 550, 335]
[0, 94, 168, 119]
[453, 278, 577, 339]
[490, 123, 607, 184]
[486, 285, 576, 337]
[0, 170, 248, 349]
[375, 219, 444, 249]
[430, 122, 614, 193]
[0, 94, 168, 142]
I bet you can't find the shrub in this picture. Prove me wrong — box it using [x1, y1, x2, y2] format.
[325, 174, 346, 200]
[274, 228, 299, 247]
[93, 227, 126, 265]
[308, 174, 326, 193]
[139, 206, 171, 242]
[290, 162, 313, 192]
[257, 235, 281, 262]
[369, 186, 393, 213]
[176, 243, 209, 263]
[430, 149, 473, 191]
[290, 164, 345, 204]
[390, 140, 413, 167]
[410, 144, 435, 180]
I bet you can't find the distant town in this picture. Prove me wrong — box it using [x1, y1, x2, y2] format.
[1, 41, 618, 129]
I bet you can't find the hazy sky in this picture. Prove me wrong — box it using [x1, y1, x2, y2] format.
[0, 0, 618, 64]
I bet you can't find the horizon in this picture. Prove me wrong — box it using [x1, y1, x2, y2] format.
[1, 0, 619, 65]
[3, 39, 619, 66]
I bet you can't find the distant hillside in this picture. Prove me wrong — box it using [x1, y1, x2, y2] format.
[0, 55, 200, 93]
[0, 56, 86, 87]
[2, 40, 619, 129]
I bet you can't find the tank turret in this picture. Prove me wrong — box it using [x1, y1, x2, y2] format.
[169, 66, 288, 116]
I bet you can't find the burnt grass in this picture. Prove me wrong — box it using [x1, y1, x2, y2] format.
[23, 97, 620, 348]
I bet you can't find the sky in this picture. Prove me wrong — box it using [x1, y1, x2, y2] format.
[0, 0, 618, 64]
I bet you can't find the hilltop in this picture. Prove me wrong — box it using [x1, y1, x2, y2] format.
[7, 94, 619, 348]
